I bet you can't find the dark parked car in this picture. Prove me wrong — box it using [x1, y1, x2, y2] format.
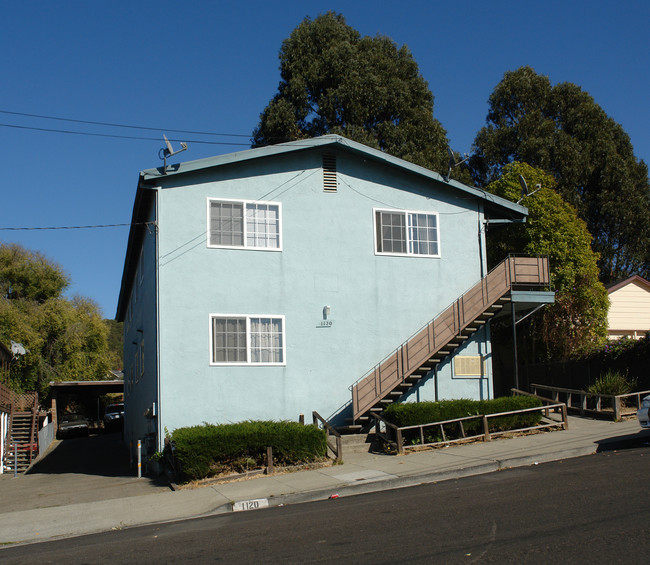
[103, 403, 124, 431]
[58, 414, 90, 438]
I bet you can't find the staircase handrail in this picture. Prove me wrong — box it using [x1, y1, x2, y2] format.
[312, 411, 342, 462]
[351, 255, 550, 421]
[349, 255, 549, 391]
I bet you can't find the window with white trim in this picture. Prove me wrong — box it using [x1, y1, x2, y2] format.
[210, 315, 285, 365]
[375, 209, 439, 257]
[208, 199, 281, 250]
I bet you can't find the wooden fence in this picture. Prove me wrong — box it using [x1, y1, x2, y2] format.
[371, 402, 568, 455]
[530, 383, 650, 421]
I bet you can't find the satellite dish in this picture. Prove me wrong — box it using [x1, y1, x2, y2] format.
[517, 174, 541, 204]
[445, 147, 469, 181]
[159, 134, 188, 171]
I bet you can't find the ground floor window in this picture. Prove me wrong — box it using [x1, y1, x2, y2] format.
[210, 314, 285, 365]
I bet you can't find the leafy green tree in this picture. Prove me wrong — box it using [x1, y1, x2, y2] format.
[0, 243, 113, 394]
[472, 66, 650, 283]
[253, 12, 464, 179]
[104, 318, 124, 371]
[486, 163, 608, 359]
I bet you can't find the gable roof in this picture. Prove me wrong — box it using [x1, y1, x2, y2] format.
[607, 275, 650, 294]
[117, 135, 528, 320]
[140, 134, 527, 219]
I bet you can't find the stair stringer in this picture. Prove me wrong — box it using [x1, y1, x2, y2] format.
[351, 256, 549, 424]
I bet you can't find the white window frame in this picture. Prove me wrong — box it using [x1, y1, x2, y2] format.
[207, 198, 282, 251]
[209, 314, 286, 366]
[373, 208, 441, 258]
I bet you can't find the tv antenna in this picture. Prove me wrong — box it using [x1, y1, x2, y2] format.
[517, 174, 541, 204]
[445, 147, 469, 181]
[159, 135, 188, 171]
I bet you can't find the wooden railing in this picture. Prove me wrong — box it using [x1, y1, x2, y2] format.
[371, 402, 567, 455]
[531, 383, 650, 421]
[312, 411, 342, 462]
[351, 256, 550, 421]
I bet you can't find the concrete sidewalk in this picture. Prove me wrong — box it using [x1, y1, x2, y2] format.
[1, 416, 648, 547]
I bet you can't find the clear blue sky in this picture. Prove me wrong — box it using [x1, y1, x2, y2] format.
[2, 0, 648, 318]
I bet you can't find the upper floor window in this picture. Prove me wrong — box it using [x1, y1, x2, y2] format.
[374, 209, 440, 257]
[208, 198, 281, 250]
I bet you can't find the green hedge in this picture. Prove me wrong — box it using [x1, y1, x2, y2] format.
[383, 396, 543, 444]
[170, 420, 327, 481]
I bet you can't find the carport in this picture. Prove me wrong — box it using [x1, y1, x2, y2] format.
[49, 380, 123, 430]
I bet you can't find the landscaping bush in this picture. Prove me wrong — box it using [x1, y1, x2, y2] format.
[383, 396, 543, 444]
[587, 370, 637, 396]
[170, 420, 327, 482]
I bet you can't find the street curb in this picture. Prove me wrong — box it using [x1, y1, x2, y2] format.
[214, 444, 600, 513]
[0, 443, 604, 548]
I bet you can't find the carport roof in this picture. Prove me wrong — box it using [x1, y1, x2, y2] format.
[49, 380, 124, 394]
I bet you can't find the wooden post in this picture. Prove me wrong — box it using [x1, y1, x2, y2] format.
[335, 435, 342, 462]
[396, 428, 404, 455]
[266, 446, 274, 474]
[561, 404, 568, 430]
[580, 393, 586, 416]
[482, 415, 491, 442]
[614, 396, 621, 421]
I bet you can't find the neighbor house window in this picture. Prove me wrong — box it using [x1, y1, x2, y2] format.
[210, 315, 285, 365]
[374, 209, 440, 257]
[208, 199, 281, 250]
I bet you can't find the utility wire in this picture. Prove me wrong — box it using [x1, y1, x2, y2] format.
[0, 109, 251, 138]
[0, 222, 153, 231]
[0, 123, 251, 146]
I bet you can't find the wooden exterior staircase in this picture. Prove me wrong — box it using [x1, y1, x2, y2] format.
[4, 393, 39, 474]
[350, 256, 550, 426]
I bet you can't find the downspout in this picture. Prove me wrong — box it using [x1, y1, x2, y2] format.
[154, 189, 162, 452]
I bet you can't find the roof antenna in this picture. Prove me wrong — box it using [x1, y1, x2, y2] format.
[159, 135, 188, 172]
[445, 147, 469, 181]
[517, 174, 541, 204]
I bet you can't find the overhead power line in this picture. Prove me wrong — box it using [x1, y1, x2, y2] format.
[0, 123, 251, 146]
[0, 109, 251, 138]
[0, 222, 152, 231]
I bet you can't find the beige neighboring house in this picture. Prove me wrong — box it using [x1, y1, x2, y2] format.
[607, 275, 650, 340]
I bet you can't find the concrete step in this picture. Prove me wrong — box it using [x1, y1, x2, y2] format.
[339, 433, 377, 454]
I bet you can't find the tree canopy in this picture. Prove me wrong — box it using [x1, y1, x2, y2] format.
[252, 12, 458, 178]
[0, 243, 119, 395]
[485, 163, 608, 359]
[472, 66, 650, 283]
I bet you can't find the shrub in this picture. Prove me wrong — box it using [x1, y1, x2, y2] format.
[586, 370, 638, 409]
[587, 370, 637, 396]
[170, 420, 327, 482]
[383, 396, 543, 443]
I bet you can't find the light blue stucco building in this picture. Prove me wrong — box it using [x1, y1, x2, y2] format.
[116, 135, 534, 455]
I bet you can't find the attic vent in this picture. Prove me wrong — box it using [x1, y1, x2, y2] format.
[322, 155, 337, 192]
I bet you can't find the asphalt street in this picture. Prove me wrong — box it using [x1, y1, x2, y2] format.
[3, 437, 649, 564]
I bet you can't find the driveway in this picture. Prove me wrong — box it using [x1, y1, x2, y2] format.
[0, 432, 168, 514]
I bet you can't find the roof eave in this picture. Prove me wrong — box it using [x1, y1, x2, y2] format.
[139, 135, 527, 220]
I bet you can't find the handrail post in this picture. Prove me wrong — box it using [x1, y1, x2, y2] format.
[396, 428, 404, 455]
[482, 415, 491, 442]
[561, 404, 568, 430]
[614, 396, 621, 421]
